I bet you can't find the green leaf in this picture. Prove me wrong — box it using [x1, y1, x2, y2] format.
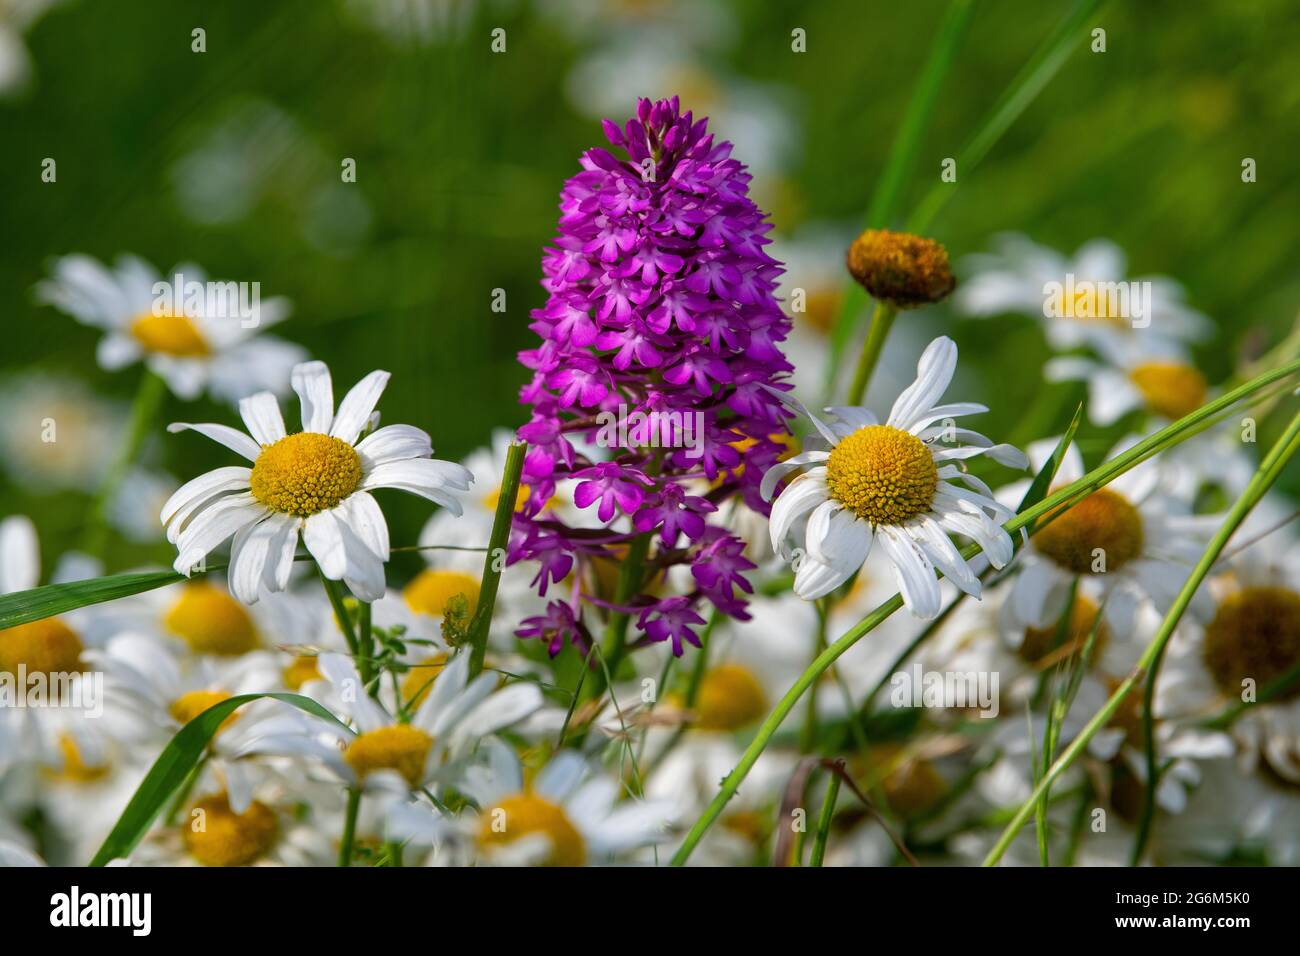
[1016, 402, 1085, 519]
[89, 692, 350, 867]
[0, 569, 196, 629]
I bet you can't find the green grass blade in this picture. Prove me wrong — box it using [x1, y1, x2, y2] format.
[907, 0, 1108, 232]
[0, 569, 198, 629]
[89, 692, 350, 866]
[824, 0, 973, 397]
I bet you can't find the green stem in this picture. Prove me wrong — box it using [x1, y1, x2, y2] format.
[320, 572, 363, 673]
[338, 788, 361, 867]
[467, 442, 527, 680]
[809, 773, 842, 868]
[983, 405, 1300, 867]
[801, 602, 829, 752]
[846, 303, 897, 406]
[84, 369, 167, 558]
[670, 360, 1300, 866]
[585, 531, 651, 700]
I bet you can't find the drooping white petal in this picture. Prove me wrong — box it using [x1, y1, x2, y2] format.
[877, 525, 941, 618]
[887, 337, 958, 431]
[337, 491, 390, 561]
[227, 513, 278, 604]
[331, 370, 390, 445]
[160, 466, 252, 526]
[238, 392, 286, 447]
[303, 509, 347, 579]
[173, 493, 265, 574]
[908, 516, 980, 596]
[768, 471, 828, 552]
[167, 422, 261, 461]
[291, 361, 334, 434]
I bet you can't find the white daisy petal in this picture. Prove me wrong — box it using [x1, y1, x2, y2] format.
[291, 360, 335, 434]
[760, 452, 829, 502]
[173, 493, 266, 574]
[768, 471, 828, 552]
[877, 525, 941, 618]
[354, 424, 433, 466]
[887, 336, 957, 430]
[238, 392, 286, 447]
[331, 370, 391, 444]
[303, 509, 347, 580]
[160, 466, 252, 526]
[167, 422, 261, 461]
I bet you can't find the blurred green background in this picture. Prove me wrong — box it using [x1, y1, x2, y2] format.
[3, 0, 1298, 579]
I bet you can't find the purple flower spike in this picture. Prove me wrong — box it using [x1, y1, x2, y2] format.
[518, 601, 591, 658]
[512, 96, 794, 656]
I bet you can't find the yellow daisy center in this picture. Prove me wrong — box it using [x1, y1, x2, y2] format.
[400, 654, 450, 709]
[184, 792, 278, 867]
[250, 432, 362, 517]
[49, 734, 111, 784]
[170, 689, 238, 732]
[403, 569, 481, 618]
[482, 482, 530, 513]
[1051, 285, 1128, 326]
[0, 618, 84, 676]
[1128, 362, 1207, 420]
[478, 793, 586, 866]
[1033, 488, 1144, 574]
[825, 425, 937, 525]
[1019, 595, 1109, 665]
[343, 724, 433, 787]
[164, 582, 259, 655]
[1203, 586, 1300, 700]
[693, 663, 768, 731]
[282, 655, 321, 690]
[129, 311, 210, 357]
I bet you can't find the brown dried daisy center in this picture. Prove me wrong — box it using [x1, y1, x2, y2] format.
[1128, 361, 1207, 420]
[1203, 587, 1300, 700]
[250, 432, 362, 517]
[478, 793, 586, 866]
[694, 663, 768, 731]
[1033, 488, 1143, 574]
[129, 311, 210, 357]
[826, 425, 937, 525]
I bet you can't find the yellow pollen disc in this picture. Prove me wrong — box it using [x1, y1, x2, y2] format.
[51, 734, 110, 784]
[344, 725, 433, 787]
[0, 618, 84, 676]
[1051, 286, 1128, 327]
[250, 432, 362, 517]
[826, 425, 937, 525]
[1033, 488, 1143, 575]
[170, 689, 238, 732]
[164, 582, 259, 655]
[1128, 362, 1207, 420]
[478, 793, 586, 866]
[403, 569, 481, 618]
[1203, 587, 1300, 699]
[282, 655, 321, 690]
[1019, 595, 1109, 665]
[693, 663, 768, 731]
[400, 654, 450, 708]
[184, 792, 278, 867]
[128, 311, 210, 357]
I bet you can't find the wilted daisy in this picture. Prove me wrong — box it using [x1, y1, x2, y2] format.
[36, 254, 305, 403]
[763, 336, 1025, 618]
[955, 234, 1211, 358]
[161, 360, 473, 603]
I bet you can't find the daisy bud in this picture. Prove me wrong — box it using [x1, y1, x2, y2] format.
[846, 229, 955, 308]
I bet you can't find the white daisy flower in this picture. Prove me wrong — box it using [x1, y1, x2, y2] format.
[1156, 515, 1300, 783]
[161, 359, 473, 604]
[261, 651, 543, 797]
[35, 253, 305, 403]
[1000, 438, 1216, 639]
[954, 234, 1211, 358]
[1045, 344, 1210, 427]
[0, 373, 127, 493]
[391, 740, 676, 866]
[762, 336, 1027, 618]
